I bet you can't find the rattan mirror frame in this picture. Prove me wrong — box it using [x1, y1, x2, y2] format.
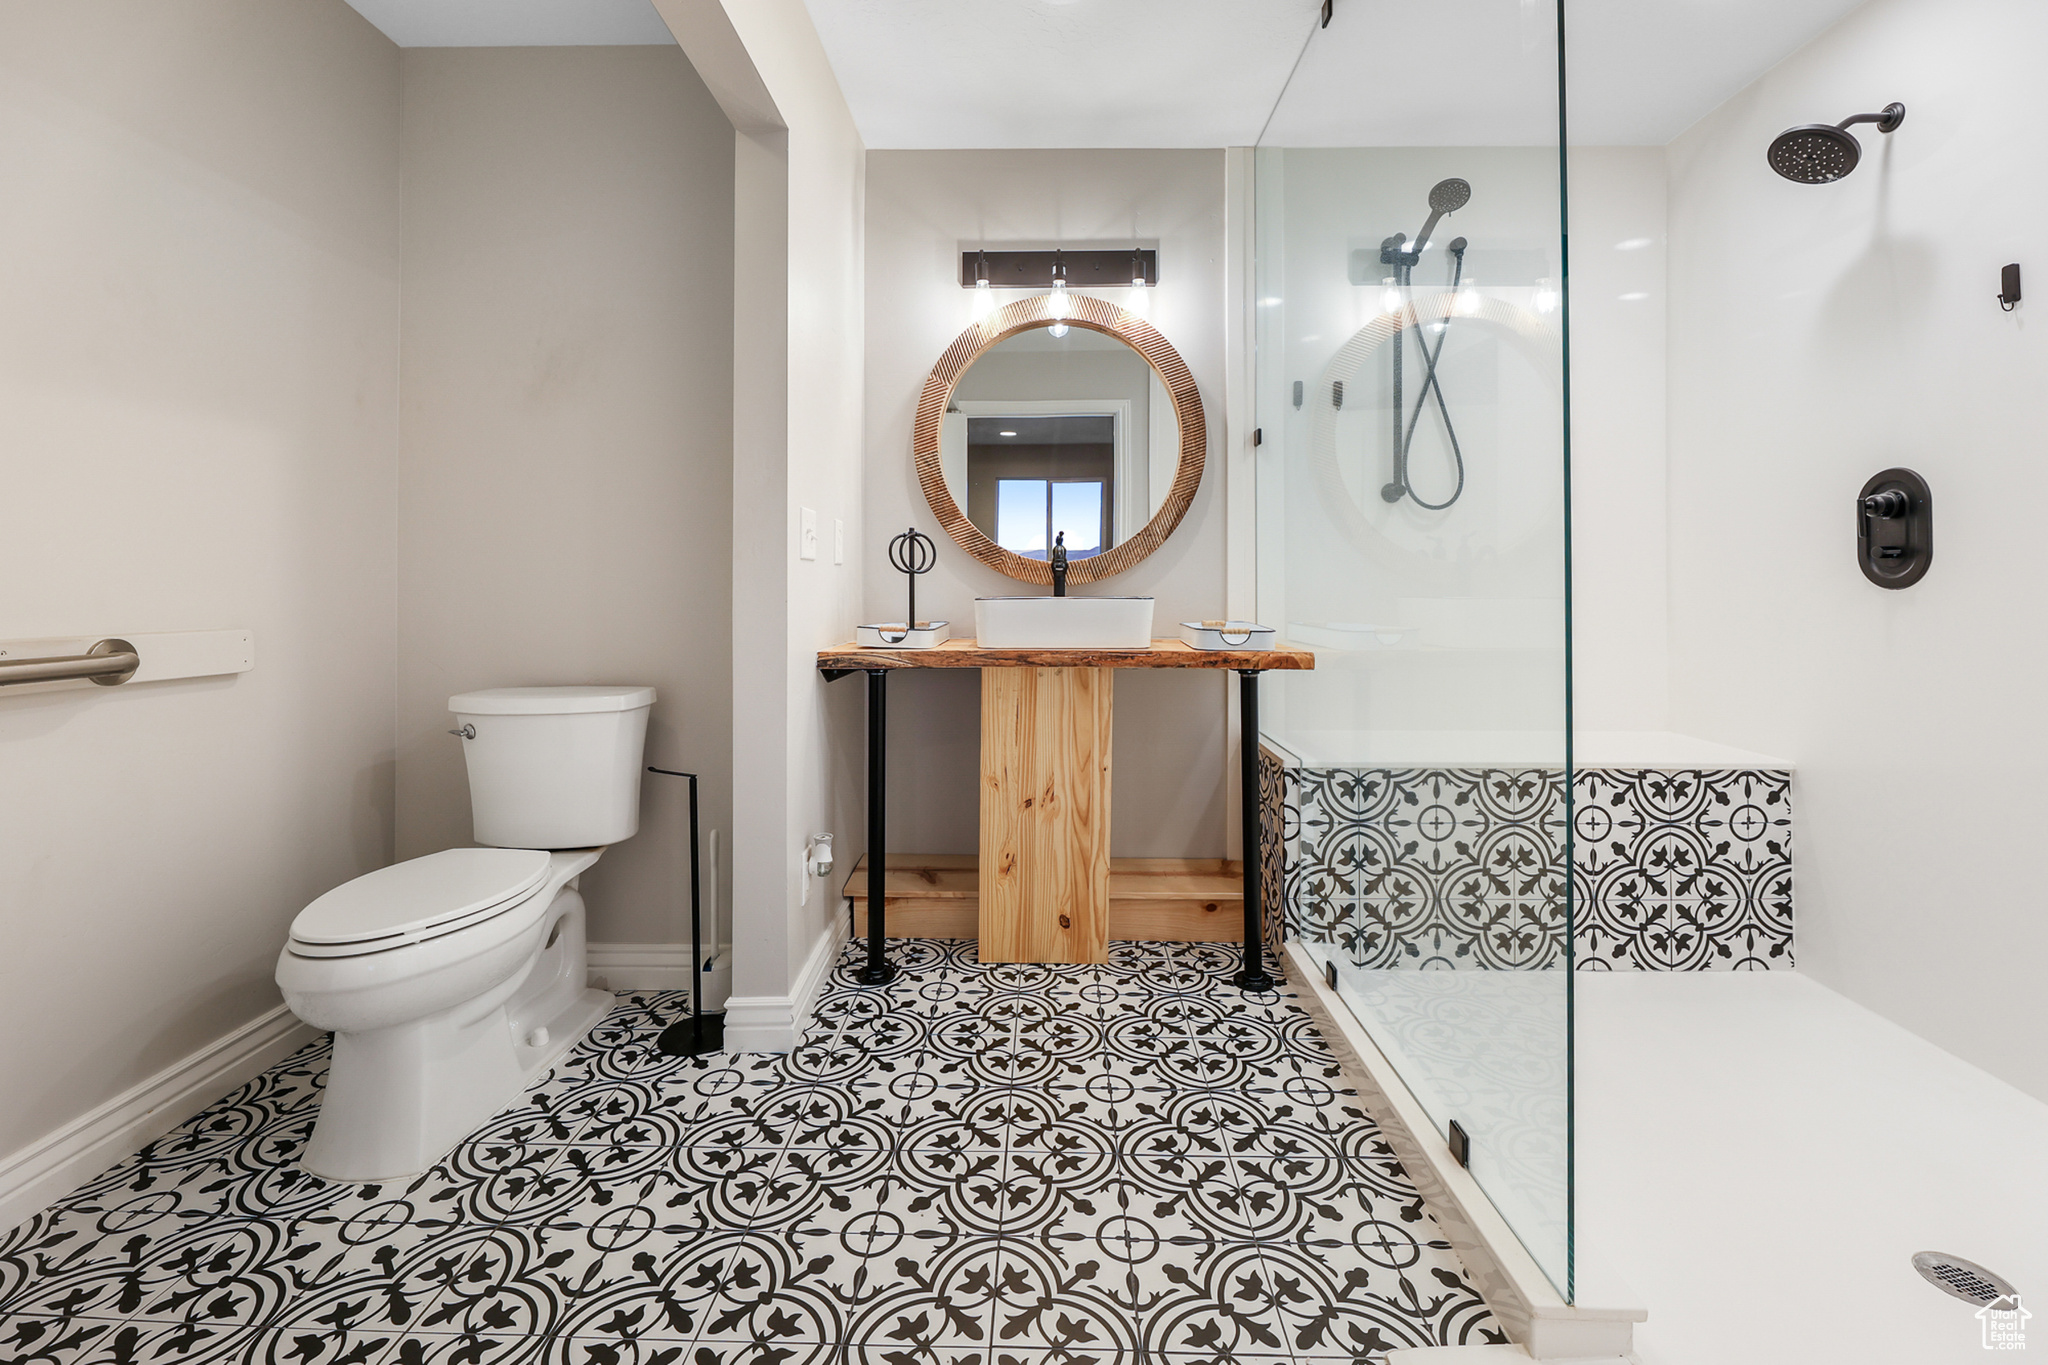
[913, 294, 1205, 586]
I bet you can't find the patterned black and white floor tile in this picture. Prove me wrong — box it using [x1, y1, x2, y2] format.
[1, 939, 1504, 1364]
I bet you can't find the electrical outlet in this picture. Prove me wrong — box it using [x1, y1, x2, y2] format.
[799, 507, 818, 561]
[833, 519, 845, 565]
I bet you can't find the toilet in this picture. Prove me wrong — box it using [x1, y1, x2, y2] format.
[276, 684, 654, 1182]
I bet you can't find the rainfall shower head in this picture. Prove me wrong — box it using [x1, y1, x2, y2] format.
[1768, 103, 1905, 183]
[1412, 178, 1472, 252]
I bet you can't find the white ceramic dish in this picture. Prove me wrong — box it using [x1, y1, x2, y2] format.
[1180, 620, 1277, 650]
[856, 620, 952, 649]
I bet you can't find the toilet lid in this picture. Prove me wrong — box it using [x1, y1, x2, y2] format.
[290, 848, 551, 952]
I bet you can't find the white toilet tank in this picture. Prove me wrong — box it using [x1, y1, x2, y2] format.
[449, 686, 654, 849]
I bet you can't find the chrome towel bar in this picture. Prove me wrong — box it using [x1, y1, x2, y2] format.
[0, 638, 139, 687]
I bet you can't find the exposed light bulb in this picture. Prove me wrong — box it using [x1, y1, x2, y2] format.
[1048, 278, 1069, 320]
[1533, 277, 1560, 314]
[1455, 282, 1482, 316]
[1125, 254, 1148, 316]
[970, 251, 997, 321]
[1380, 278, 1403, 315]
[1048, 320, 1070, 338]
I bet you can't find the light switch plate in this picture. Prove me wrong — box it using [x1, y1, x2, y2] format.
[799, 507, 818, 561]
[833, 519, 845, 565]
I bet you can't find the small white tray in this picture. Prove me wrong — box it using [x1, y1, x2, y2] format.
[1180, 621, 1275, 650]
[857, 620, 951, 649]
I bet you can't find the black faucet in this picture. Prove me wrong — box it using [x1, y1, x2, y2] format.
[1050, 532, 1068, 597]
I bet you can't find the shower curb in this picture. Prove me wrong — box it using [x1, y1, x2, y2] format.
[1286, 941, 1645, 1361]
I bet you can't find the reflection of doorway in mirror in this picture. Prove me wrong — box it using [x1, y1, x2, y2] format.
[964, 414, 1113, 559]
[948, 405, 1127, 554]
[940, 325, 1178, 548]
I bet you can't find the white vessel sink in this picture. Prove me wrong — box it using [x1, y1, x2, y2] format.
[974, 596, 1155, 649]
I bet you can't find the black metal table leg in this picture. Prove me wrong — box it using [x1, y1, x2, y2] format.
[855, 668, 896, 986]
[1232, 668, 1276, 993]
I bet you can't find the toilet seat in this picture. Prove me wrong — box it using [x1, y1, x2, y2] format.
[287, 848, 552, 959]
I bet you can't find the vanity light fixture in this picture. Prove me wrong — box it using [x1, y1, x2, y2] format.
[1048, 252, 1071, 338]
[956, 249, 1159, 291]
[954, 247, 1162, 329]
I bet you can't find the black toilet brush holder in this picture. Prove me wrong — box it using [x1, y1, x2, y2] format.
[647, 766, 723, 1056]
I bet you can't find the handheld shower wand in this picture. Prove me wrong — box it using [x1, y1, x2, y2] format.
[1379, 179, 1472, 509]
[1411, 177, 1471, 256]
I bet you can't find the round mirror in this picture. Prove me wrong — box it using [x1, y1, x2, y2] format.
[914, 294, 1204, 586]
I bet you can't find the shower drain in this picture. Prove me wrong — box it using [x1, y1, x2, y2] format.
[1912, 1251, 2020, 1306]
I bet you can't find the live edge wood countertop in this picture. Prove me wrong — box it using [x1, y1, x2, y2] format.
[816, 638, 1316, 672]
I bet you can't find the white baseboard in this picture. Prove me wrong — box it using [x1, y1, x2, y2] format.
[722, 915, 848, 1053]
[0, 1004, 318, 1237]
[588, 941, 695, 989]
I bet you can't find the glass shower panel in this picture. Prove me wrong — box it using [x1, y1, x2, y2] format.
[1254, 0, 1573, 1297]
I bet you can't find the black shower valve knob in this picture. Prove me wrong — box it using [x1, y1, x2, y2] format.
[1856, 468, 1932, 589]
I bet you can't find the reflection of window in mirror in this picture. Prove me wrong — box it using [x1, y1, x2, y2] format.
[1051, 481, 1105, 555]
[991, 477, 1108, 560]
[967, 415, 1113, 559]
[994, 479, 1046, 557]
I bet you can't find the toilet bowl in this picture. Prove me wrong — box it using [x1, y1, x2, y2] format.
[276, 685, 654, 1182]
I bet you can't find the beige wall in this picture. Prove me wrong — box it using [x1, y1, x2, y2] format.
[0, 0, 400, 1155]
[864, 149, 1231, 858]
[393, 46, 736, 946]
[652, 0, 868, 1045]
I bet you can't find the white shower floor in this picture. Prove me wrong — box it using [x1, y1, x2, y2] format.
[1577, 971, 2048, 1364]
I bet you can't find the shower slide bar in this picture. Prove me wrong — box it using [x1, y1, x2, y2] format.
[0, 629, 254, 692]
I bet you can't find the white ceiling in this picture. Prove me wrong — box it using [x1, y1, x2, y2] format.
[341, 0, 674, 48]
[1559, 0, 1872, 146]
[803, 0, 1873, 148]
[336, 0, 1873, 147]
[803, 0, 1325, 148]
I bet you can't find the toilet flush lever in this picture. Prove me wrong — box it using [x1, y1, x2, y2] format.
[448, 724, 475, 739]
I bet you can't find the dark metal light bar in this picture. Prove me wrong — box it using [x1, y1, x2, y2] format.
[960, 249, 1158, 290]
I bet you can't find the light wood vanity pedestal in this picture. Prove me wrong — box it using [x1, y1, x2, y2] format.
[818, 638, 1313, 978]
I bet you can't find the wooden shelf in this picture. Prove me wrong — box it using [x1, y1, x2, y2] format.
[818, 637, 1315, 673]
[842, 854, 1246, 943]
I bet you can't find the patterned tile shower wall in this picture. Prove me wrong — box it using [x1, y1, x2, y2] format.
[1257, 743, 1287, 978]
[1260, 748, 1794, 970]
